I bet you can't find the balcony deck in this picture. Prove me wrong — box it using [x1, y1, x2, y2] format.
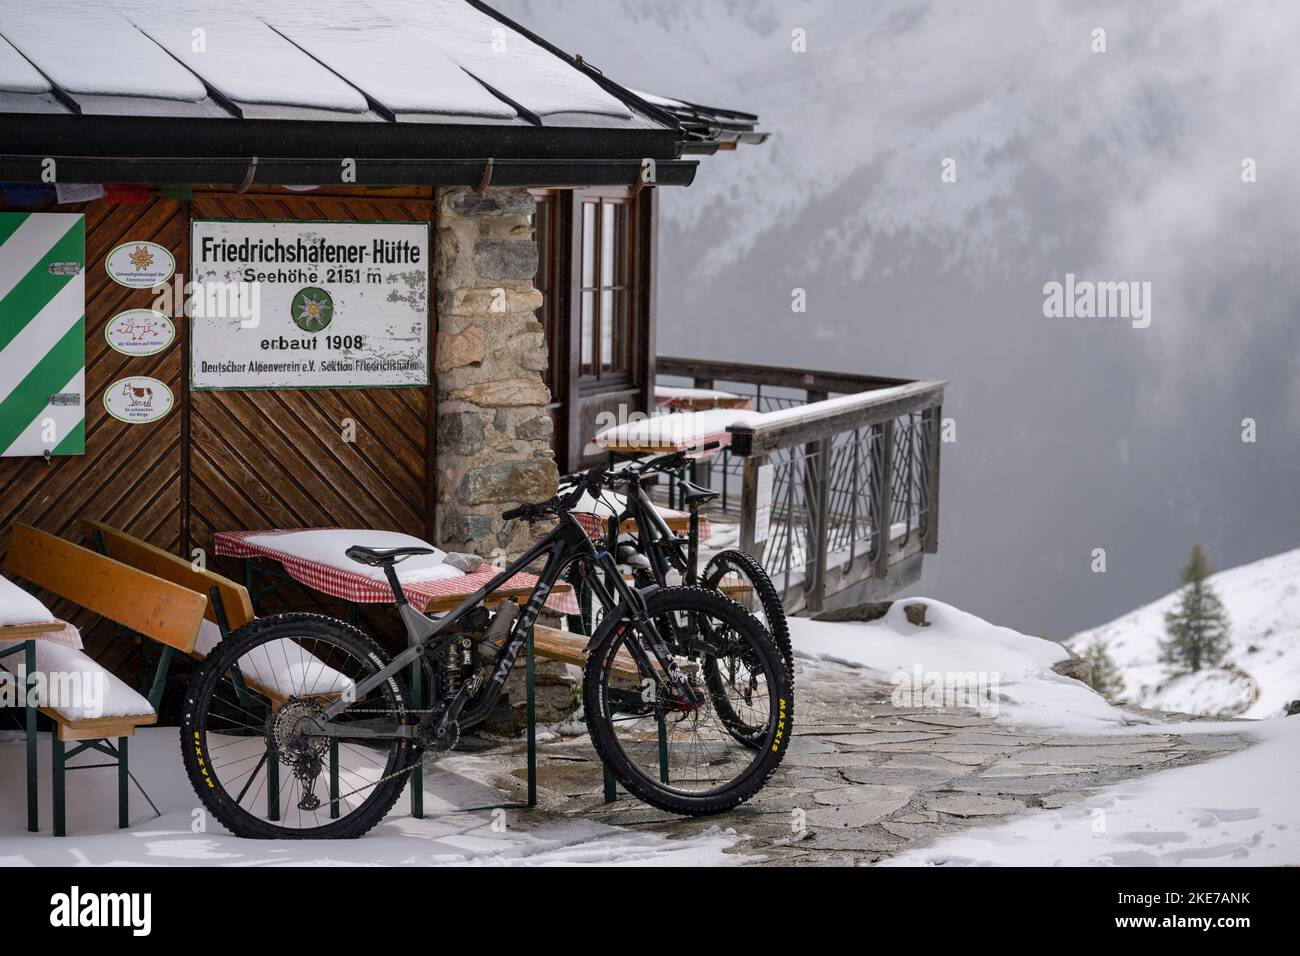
[654, 357, 946, 614]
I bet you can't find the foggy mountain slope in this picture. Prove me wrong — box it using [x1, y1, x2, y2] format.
[494, 0, 1300, 638]
[1068, 548, 1300, 718]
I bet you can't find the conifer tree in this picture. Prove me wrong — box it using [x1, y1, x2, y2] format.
[1160, 545, 1231, 673]
[1084, 638, 1125, 700]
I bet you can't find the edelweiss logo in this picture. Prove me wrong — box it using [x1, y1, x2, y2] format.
[49, 886, 151, 936]
[128, 245, 154, 272]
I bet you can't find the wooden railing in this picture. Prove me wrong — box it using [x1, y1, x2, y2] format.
[656, 357, 945, 613]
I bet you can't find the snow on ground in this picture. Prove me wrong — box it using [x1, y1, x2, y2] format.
[882, 716, 1300, 867]
[0, 729, 749, 866]
[789, 599, 1149, 733]
[1068, 547, 1300, 718]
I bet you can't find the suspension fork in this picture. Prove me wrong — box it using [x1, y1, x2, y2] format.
[594, 549, 697, 703]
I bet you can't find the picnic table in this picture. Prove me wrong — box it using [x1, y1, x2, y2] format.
[0, 579, 68, 833]
[212, 528, 571, 617]
[654, 384, 753, 412]
[1, 540, 173, 836]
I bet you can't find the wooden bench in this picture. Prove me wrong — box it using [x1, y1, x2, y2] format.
[3, 523, 208, 835]
[533, 623, 639, 681]
[82, 519, 264, 705]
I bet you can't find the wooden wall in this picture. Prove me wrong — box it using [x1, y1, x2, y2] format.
[187, 193, 435, 556]
[0, 195, 187, 674]
[1, 188, 436, 676]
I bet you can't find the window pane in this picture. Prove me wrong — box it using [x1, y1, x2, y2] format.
[581, 202, 597, 288]
[613, 289, 631, 374]
[600, 289, 614, 367]
[601, 203, 617, 287]
[615, 205, 630, 286]
[580, 290, 595, 375]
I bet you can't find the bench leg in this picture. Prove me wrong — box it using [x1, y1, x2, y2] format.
[52, 732, 66, 837]
[25, 640, 37, 832]
[117, 736, 129, 829]
[267, 748, 280, 821]
[409, 660, 423, 819]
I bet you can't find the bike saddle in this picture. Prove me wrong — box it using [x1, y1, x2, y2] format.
[675, 480, 719, 507]
[344, 544, 437, 567]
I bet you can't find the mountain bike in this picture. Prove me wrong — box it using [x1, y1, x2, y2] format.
[562, 452, 793, 723]
[180, 466, 792, 839]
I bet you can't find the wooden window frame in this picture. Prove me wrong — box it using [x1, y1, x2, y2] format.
[530, 186, 657, 472]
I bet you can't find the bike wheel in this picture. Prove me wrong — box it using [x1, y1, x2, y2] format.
[181, 613, 416, 839]
[584, 587, 791, 815]
[701, 549, 794, 747]
[702, 549, 792, 673]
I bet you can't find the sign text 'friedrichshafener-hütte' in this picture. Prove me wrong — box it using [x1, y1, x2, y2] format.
[189, 219, 430, 390]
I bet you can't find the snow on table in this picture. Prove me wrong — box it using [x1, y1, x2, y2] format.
[595, 409, 765, 455]
[654, 385, 752, 410]
[213, 528, 559, 614]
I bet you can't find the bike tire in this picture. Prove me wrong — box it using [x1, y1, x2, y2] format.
[180, 613, 417, 840]
[702, 548, 793, 674]
[583, 586, 792, 816]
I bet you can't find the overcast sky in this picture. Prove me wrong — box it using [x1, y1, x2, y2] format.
[499, 0, 1300, 638]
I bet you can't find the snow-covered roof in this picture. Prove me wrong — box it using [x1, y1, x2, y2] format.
[0, 0, 768, 188]
[0, 0, 635, 123]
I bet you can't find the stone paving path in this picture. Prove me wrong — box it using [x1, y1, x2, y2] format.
[443, 660, 1253, 865]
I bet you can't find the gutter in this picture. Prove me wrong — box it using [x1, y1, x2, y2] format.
[0, 154, 698, 188]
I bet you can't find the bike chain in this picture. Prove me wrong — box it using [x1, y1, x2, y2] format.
[322, 707, 439, 806]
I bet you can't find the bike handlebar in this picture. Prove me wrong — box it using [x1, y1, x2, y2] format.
[502, 452, 689, 523]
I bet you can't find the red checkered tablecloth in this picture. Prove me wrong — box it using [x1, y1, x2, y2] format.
[572, 507, 710, 543]
[213, 529, 569, 614]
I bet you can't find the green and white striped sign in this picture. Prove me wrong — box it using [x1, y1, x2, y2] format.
[0, 212, 85, 458]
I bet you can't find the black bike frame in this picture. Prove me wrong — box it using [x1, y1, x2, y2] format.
[597, 472, 697, 588]
[309, 509, 685, 742]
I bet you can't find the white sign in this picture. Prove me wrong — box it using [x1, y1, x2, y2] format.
[189, 219, 429, 390]
[106, 241, 175, 289]
[104, 377, 174, 424]
[106, 309, 174, 356]
[753, 463, 775, 543]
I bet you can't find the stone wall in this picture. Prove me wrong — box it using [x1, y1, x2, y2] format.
[433, 187, 558, 558]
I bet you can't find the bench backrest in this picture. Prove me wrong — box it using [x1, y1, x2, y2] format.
[82, 519, 255, 631]
[5, 523, 206, 654]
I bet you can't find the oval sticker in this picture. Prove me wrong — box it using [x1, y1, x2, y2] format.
[104, 377, 174, 424]
[105, 309, 175, 357]
[105, 241, 175, 289]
